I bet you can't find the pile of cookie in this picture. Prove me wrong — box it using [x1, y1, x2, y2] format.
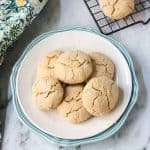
[32, 50, 119, 124]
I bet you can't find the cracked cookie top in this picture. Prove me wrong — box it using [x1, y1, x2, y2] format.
[89, 52, 115, 79]
[37, 50, 63, 79]
[54, 51, 93, 84]
[32, 76, 64, 111]
[82, 76, 119, 116]
[99, 0, 135, 20]
[57, 85, 91, 123]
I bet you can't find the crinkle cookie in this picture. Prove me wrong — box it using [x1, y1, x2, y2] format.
[32, 76, 64, 111]
[82, 76, 119, 116]
[89, 52, 115, 79]
[99, 0, 135, 20]
[55, 51, 93, 84]
[57, 85, 91, 123]
[37, 50, 63, 78]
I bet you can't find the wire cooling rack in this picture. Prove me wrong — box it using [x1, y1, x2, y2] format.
[84, 0, 150, 35]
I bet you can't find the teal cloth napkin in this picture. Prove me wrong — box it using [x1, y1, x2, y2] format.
[0, 0, 48, 65]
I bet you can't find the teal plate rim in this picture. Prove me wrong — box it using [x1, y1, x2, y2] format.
[10, 26, 139, 146]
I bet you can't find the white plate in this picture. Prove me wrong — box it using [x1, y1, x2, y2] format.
[16, 30, 132, 139]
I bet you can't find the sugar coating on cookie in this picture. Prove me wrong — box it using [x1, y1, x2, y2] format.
[37, 50, 63, 79]
[89, 52, 115, 79]
[82, 76, 119, 116]
[55, 51, 93, 84]
[99, 0, 135, 20]
[57, 85, 91, 123]
[32, 76, 64, 111]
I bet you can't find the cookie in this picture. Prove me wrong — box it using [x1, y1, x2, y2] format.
[55, 51, 93, 84]
[37, 50, 63, 79]
[32, 76, 64, 111]
[82, 76, 119, 116]
[99, 0, 135, 20]
[89, 52, 115, 79]
[57, 85, 91, 123]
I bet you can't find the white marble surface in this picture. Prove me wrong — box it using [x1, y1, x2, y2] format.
[1, 0, 150, 149]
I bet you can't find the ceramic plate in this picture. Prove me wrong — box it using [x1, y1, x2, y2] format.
[15, 27, 132, 140]
[11, 27, 138, 146]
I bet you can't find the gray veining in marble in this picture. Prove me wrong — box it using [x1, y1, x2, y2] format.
[1, 0, 150, 150]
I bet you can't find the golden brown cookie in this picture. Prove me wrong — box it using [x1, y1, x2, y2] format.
[54, 51, 93, 84]
[37, 50, 63, 79]
[82, 76, 119, 116]
[99, 0, 135, 20]
[32, 76, 64, 111]
[57, 85, 91, 123]
[89, 52, 115, 79]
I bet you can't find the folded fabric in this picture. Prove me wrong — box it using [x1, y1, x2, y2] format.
[0, 0, 48, 65]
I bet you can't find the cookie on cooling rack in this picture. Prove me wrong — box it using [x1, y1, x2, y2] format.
[99, 0, 135, 20]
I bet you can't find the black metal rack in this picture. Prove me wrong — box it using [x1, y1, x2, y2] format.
[84, 0, 150, 35]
